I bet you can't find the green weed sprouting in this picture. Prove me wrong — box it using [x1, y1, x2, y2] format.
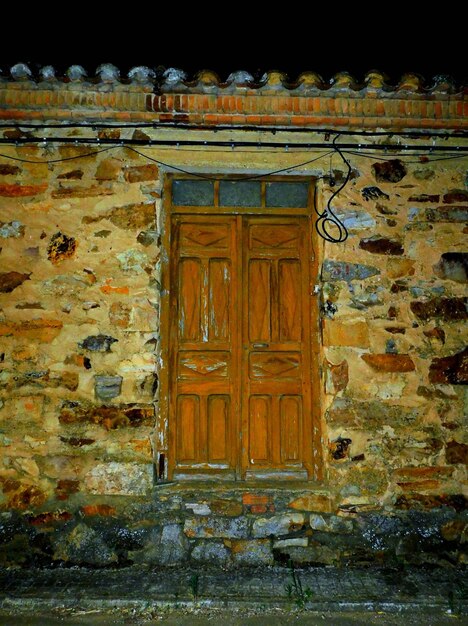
[189, 572, 200, 600]
[285, 559, 312, 609]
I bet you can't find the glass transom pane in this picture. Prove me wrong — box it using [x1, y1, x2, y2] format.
[219, 181, 261, 207]
[173, 180, 214, 206]
[266, 182, 309, 208]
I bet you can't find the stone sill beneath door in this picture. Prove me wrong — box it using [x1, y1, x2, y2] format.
[154, 479, 330, 493]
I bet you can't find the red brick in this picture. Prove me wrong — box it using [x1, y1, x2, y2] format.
[250, 504, 268, 514]
[0, 319, 63, 342]
[396, 480, 441, 491]
[242, 494, 271, 506]
[81, 504, 117, 517]
[393, 466, 453, 479]
[361, 354, 415, 373]
[28, 511, 73, 525]
[0, 183, 47, 197]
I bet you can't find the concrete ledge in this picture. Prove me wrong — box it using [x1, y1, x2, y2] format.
[0, 565, 466, 613]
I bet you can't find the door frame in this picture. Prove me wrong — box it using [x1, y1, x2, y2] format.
[158, 174, 323, 482]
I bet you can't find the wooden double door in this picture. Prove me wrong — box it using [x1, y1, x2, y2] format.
[169, 214, 317, 480]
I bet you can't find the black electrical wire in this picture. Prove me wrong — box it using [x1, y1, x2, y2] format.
[0, 121, 466, 140]
[0, 135, 466, 244]
[313, 136, 350, 243]
[124, 145, 335, 180]
[0, 136, 466, 152]
[342, 150, 468, 164]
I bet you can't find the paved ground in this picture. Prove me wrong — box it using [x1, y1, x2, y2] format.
[0, 565, 466, 624]
[0, 608, 465, 625]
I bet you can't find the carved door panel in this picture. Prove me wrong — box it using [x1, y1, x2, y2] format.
[170, 214, 313, 480]
[170, 216, 239, 479]
[241, 217, 312, 479]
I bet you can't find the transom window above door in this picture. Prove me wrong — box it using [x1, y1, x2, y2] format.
[172, 179, 310, 209]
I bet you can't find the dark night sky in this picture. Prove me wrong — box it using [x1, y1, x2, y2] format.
[1, 24, 466, 86]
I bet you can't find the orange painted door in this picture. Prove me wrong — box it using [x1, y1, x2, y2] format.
[241, 217, 312, 479]
[170, 215, 239, 479]
[170, 214, 313, 480]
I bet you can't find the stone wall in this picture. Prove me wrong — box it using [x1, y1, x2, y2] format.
[0, 77, 466, 568]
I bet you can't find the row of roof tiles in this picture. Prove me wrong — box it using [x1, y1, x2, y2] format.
[0, 63, 465, 94]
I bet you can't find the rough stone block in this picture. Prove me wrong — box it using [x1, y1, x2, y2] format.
[361, 353, 415, 372]
[47, 232, 77, 263]
[434, 253, 467, 283]
[157, 524, 190, 564]
[191, 540, 230, 565]
[94, 375, 123, 400]
[209, 499, 243, 517]
[0, 183, 47, 197]
[446, 441, 468, 464]
[79, 335, 118, 352]
[230, 539, 273, 565]
[288, 494, 333, 513]
[326, 360, 349, 393]
[410, 297, 467, 321]
[443, 189, 468, 204]
[252, 513, 304, 538]
[84, 462, 153, 495]
[277, 544, 340, 565]
[116, 249, 149, 273]
[59, 402, 154, 429]
[323, 320, 369, 348]
[95, 158, 122, 181]
[387, 258, 415, 278]
[52, 185, 114, 199]
[426, 206, 468, 222]
[124, 164, 158, 183]
[333, 209, 375, 230]
[322, 260, 380, 282]
[52, 523, 117, 565]
[372, 159, 407, 183]
[0, 319, 63, 342]
[0, 272, 30, 293]
[359, 236, 403, 255]
[184, 517, 249, 539]
[185, 502, 211, 515]
[80, 504, 116, 517]
[0, 164, 21, 176]
[0, 220, 25, 238]
[429, 347, 468, 384]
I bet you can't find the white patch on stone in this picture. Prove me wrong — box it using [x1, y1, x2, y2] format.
[0, 221, 24, 238]
[252, 513, 304, 538]
[12, 458, 39, 478]
[370, 380, 406, 400]
[273, 538, 308, 548]
[185, 502, 212, 515]
[116, 249, 148, 273]
[84, 462, 152, 495]
[309, 514, 328, 531]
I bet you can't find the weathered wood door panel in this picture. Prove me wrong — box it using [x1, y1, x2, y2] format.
[170, 216, 239, 478]
[242, 217, 312, 479]
[170, 214, 314, 480]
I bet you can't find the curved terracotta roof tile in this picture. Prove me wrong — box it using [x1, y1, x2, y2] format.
[0, 64, 464, 93]
[0, 64, 465, 130]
